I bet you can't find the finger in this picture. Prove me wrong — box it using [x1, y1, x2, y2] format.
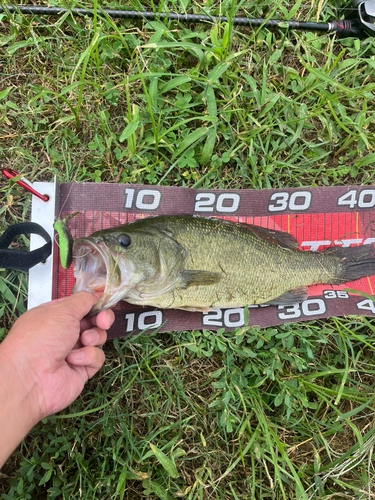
[38, 297, 66, 308]
[66, 346, 105, 378]
[59, 291, 100, 320]
[80, 308, 115, 332]
[96, 309, 115, 330]
[80, 328, 107, 347]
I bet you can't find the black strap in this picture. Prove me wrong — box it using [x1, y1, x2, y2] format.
[0, 222, 52, 270]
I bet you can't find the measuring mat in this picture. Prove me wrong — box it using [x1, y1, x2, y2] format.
[29, 183, 375, 338]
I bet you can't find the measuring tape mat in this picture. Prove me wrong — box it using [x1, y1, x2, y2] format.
[55, 184, 375, 338]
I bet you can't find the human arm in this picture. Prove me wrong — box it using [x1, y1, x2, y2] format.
[0, 291, 114, 468]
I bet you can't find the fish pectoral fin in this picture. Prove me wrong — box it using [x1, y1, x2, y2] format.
[180, 270, 222, 288]
[264, 286, 309, 306]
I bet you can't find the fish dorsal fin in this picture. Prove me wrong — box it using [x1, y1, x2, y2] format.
[180, 270, 222, 288]
[264, 286, 308, 306]
[245, 225, 299, 250]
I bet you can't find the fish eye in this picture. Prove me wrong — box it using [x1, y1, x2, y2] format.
[118, 234, 131, 248]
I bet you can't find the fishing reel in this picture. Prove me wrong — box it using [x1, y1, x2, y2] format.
[351, 0, 375, 36]
[325, 0, 375, 37]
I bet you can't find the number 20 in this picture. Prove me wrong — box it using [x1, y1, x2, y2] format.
[194, 193, 240, 213]
[202, 308, 245, 328]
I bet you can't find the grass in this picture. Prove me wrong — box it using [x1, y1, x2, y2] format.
[1, 0, 375, 498]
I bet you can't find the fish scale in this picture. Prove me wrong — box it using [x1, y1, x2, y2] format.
[147, 217, 340, 309]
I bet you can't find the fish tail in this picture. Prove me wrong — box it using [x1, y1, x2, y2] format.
[322, 244, 375, 284]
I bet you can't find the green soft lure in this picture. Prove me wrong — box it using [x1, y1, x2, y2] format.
[53, 212, 80, 269]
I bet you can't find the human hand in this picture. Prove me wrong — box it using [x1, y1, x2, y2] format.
[0, 291, 114, 422]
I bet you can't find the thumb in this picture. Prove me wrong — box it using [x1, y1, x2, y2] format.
[53, 291, 100, 320]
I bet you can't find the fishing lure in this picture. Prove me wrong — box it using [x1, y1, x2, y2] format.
[53, 212, 80, 269]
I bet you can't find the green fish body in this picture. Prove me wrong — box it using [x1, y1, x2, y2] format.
[72, 215, 375, 314]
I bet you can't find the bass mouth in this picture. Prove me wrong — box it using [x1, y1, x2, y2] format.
[72, 238, 110, 295]
[72, 237, 130, 314]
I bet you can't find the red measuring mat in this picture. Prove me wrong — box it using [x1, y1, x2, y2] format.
[56, 184, 375, 338]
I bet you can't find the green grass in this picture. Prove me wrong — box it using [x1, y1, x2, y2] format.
[1, 0, 375, 498]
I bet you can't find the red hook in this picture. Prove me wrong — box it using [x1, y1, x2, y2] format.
[2, 168, 49, 202]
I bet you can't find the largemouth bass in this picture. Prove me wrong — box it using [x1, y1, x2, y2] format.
[72, 215, 375, 314]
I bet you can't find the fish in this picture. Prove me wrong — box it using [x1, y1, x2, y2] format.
[72, 215, 375, 315]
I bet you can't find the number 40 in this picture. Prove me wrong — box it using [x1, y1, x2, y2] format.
[357, 299, 375, 314]
[337, 189, 375, 209]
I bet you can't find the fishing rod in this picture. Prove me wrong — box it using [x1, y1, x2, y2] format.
[0, 1, 375, 38]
